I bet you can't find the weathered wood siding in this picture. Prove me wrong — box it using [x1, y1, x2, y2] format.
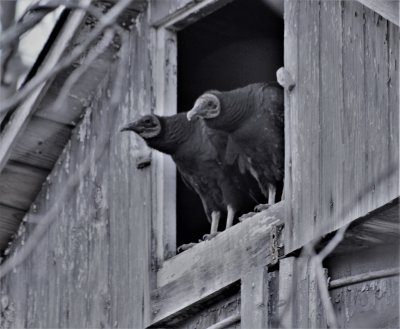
[0, 8, 153, 328]
[284, 0, 399, 252]
[327, 244, 399, 328]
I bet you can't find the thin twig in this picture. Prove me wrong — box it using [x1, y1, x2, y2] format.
[302, 223, 350, 329]
[0, 0, 133, 114]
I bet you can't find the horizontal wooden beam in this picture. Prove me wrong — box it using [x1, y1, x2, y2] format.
[150, 0, 235, 29]
[150, 202, 284, 326]
[357, 0, 399, 26]
[320, 197, 400, 255]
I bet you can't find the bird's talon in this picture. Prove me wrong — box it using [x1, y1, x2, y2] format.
[177, 242, 197, 253]
[239, 212, 256, 221]
[254, 203, 271, 212]
[203, 232, 219, 241]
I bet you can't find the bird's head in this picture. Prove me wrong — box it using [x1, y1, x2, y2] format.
[120, 115, 161, 139]
[187, 93, 220, 121]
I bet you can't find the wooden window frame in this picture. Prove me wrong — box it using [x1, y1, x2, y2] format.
[150, 0, 236, 266]
[147, 1, 285, 327]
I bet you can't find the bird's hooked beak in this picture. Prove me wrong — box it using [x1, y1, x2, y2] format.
[120, 122, 137, 132]
[187, 98, 207, 121]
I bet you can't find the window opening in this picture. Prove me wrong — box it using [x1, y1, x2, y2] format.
[176, 0, 284, 247]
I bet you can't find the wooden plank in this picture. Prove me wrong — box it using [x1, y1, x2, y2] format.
[0, 204, 24, 233]
[0, 161, 47, 210]
[0, 4, 90, 174]
[283, 0, 299, 254]
[128, 12, 155, 328]
[286, 0, 399, 253]
[319, 0, 344, 237]
[151, 202, 284, 325]
[241, 266, 268, 329]
[151, 0, 236, 29]
[357, 0, 399, 26]
[174, 289, 240, 328]
[10, 115, 71, 170]
[324, 198, 400, 255]
[152, 26, 178, 262]
[327, 244, 399, 328]
[365, 7, 390, 210]
[285, 0, 320, 252]
[278, 257, 295, 329]
[388, 22, 400, 198]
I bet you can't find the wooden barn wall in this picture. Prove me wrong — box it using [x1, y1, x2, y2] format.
[284, 0, 399, 252]
[0, 9, 153, 329]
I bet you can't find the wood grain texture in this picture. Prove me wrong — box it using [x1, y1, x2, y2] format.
[0, 161, 47, 210]
[174, 289, 240, 329]
[327, 244, 399, 328]
[357, 0, 399, 26]
[0, 5, 154, 329]
[278, 256, 327, 329]
[10, 116, 71, 170]
[241, 266, 268, 329]
[152, 27, 177, 262]
[285, 0, 399, 253]
[151, 202, 284, 325]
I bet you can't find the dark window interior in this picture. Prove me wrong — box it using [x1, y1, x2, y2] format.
[177, 0, 283, 247]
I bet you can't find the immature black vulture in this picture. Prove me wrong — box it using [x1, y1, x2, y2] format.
[187, 82, 284, 208]
[121, 113, 263, 250]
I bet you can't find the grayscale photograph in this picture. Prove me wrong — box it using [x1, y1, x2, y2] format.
[0, 0, 399, 328]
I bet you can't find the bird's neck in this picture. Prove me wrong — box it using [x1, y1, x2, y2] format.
[146, 114, 193, 155]
[208, 91, 253, 133]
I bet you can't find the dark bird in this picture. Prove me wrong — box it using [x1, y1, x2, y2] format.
[186, 82, 284, 208]
[121, 113, 263, 250]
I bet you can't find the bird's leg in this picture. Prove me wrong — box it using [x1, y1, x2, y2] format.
[203, 211, 220, 241]
[254, 184, 276, 212]
[225, 204, 235, 230]
[177, 242, 197, 253]
[281, 182, 285, 200]
[268, 184, 276, 205]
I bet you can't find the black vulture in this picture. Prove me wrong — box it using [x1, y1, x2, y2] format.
[121, 113, 263, 250]
[187, 82, 284, 208]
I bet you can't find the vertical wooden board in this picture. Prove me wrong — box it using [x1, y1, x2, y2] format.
[283, 0, 299, 250]
[128, 13, 154, 329]
[319, 0, 344, 233]
[278, 257, 295, 328]
[108, 58, 135, 327]
[285, 0, 320, 251]
[85, 81, 112, 329]
[364, 9, 390, 210]
[342, 1, 367, 223]
[66, 128, 89, 329]
[153, 26, 177, 263]
[241, 266, 268, 329]
[388, 22, 399, 196]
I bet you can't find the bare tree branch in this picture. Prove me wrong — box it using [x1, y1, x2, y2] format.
[0, 0, 133, 115]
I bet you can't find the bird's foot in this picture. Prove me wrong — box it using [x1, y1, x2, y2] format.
[254, 203, 272, 212]
[177, 242, 197, 253]
[203, 232, 219, 241]
[239, 211, 256, 221]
